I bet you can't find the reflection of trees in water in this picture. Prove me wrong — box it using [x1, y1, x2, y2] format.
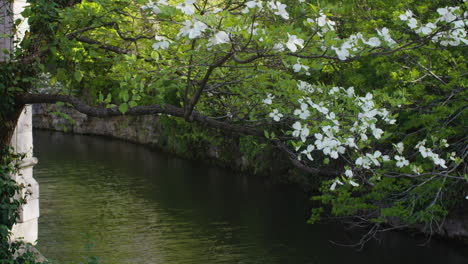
[34, 131, 468, 264]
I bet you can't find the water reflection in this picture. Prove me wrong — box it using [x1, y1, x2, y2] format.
[33, 130, 468, 264]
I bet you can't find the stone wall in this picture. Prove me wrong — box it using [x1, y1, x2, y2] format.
[32, 104, 300, 183]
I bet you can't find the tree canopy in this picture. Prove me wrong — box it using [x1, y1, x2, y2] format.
[1, 0, 467, 243]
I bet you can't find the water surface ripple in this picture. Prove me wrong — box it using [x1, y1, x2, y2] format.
[33, 131, 468, 264]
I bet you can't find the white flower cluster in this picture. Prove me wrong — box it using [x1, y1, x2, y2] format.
[416, 140, 447, 168]
[400, 7, 468, 46]
[307, 11, 336, 36]
[267, 1, 289, 20]
[242, 1, 289, 20]
[297, 80, 316, 93]
[332, 31, 391, 60]
[143, 0, 168, 14]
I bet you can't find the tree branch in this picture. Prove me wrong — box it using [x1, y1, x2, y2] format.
[16, 93, 337, 177]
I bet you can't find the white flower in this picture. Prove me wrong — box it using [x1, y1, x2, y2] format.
[382, 155, 390, 162]
[292, 121, 310, 142]
[371, 126, 384, 139]
[399, 10, 413, 21]
[363, 37, 381, 47]
[356, 156, 372, 169]
[395, 142, 404, 154]
[329, 86, 340, 95]
[349, 180, 359, 187]
[377, 27, 396, 47]
[243, 0, 263, 13]
[269, 109, 283, 122]
[419, 146, 429, 158]
[178, 20, 208, 39]
[346, 87, 355, 97]
[263, 93, 275, 105]
[294, 103, 310, 119]
[437, 7, 458, 23]
[286, 34, 304, 52]
[395, 155, 409, 168]
[331, 45, 350, 60]
[297, 80, 314, 93]
[152, 35, 171, 50]
[417, 23, 437, 35]
[209, 31, 230, 46]
[301, 144, 315, 161]
[450, 152, 457, 161]
[316, 12, 336, 32]
[407, 18, 418, 29]
[441, 139, 449, 148]
[176, 0, 196, 15]
[273, 43, 285, 52]
[267, 1, 289, 19]
[293, 59, 310, 73]
[211, 8, 223, 14]
[366, 151, 382, 166]
[345, 169, 353, 178]
[330, 179, 343, 191]
[144, 0, 168, 14]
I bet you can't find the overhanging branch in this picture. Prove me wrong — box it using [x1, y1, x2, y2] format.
[16, 93, 336, 177]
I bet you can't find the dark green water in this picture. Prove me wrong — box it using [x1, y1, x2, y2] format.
[33, 130, 468, 264]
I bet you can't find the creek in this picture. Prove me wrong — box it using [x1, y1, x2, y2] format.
[33, 130, 468, 264]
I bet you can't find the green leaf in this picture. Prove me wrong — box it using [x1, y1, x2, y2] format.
[118, 103, 128, 114]
[74, 71, 83, 82]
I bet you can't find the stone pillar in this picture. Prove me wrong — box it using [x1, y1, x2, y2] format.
[9, 105, 39, 244]
[1, 1, 39, 244]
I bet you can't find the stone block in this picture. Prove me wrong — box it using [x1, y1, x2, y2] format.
[11, 218, 38, 245]
[18, 198, 39, 223]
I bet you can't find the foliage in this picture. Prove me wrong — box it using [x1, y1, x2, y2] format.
[0, 148, 41, 263]
[2, 0, 467, 244]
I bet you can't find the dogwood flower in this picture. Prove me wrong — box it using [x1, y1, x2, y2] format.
[292, 121, 310, 142]
[417, 23, 437, 35]
[208, 31, 230, 45]
[330, 179, 343, 191]
[395, 155, 409, 168]
[242, 0, 263, 13]
[394, 142, 404, 154]
[316, 12, 336, 32]
[178, 20, 208, 39]
[269, 109, 283, 121]
[176, 0, 196, 15]
[152, 36, 171, 50]
[436, 7, 459, 23]
[363, 37, 381, 47]
[268, 1, 289, 19]
[349, 179, 359, 187]
[399, 10, 413, 21]
[286, 34, 304, 52]
[263, 93, 275, 104]
[300, 144, 315, 161]
[144, 0, 168, 13]
[294, 103, 310, 119]
[297, 80, 314, 93]
[293, 59, 310, 74]
[377, 27, 396, 47]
